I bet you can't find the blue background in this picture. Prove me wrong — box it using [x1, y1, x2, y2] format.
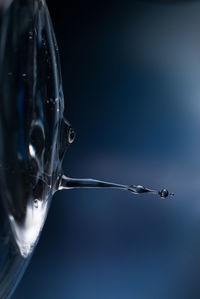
[14, 1, 200, 298]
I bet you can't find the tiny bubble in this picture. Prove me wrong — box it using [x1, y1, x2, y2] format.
[34, 199, 39, 208]
[29, 32, 33, 39]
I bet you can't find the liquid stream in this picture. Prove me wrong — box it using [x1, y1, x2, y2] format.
[58, 175, 173, 199]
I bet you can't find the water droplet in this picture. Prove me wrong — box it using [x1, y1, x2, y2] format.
[159, 189, 173, 199]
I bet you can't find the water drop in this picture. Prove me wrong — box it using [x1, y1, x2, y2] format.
[158, 189, 174, 199]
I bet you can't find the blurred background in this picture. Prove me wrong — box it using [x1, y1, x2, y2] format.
[14, 0, 200, 298]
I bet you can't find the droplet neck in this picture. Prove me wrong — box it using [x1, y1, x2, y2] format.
[57, 175, 174, 199]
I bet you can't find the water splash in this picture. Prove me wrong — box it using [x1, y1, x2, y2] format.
[0, 0, 173, 297]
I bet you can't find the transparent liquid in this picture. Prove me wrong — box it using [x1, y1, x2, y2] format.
[0, 0, 172, 298]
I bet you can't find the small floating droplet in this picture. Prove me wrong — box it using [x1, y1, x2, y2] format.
[158, 188, 174, 199]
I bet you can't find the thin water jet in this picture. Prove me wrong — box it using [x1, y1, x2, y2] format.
[57, 174, 173, 199]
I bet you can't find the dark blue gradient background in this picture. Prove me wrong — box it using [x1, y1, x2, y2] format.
[14, 1, 200, 298]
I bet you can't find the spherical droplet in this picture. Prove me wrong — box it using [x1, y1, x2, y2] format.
[159, 189, 169, 199]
